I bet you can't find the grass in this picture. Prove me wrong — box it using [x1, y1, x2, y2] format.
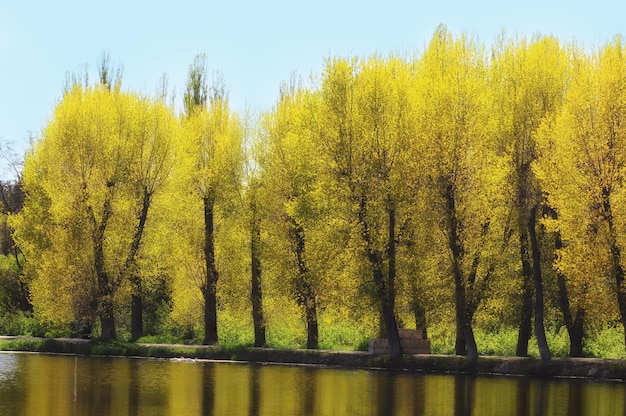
[427, 324, 626, 359]
[2, 307, 626, 359]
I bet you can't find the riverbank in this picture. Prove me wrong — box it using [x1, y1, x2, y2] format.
[1, 335, 626, 381]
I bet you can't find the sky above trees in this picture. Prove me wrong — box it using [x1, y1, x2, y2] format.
[1, 0, 625, 178]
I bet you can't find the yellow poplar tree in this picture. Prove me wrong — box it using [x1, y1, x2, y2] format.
[171, 55, 244, 344]
[318, 55, 418, 358]
[536, 37, 626, 349]
[415, 26, 509, 361]
[491, 34, 569, 359]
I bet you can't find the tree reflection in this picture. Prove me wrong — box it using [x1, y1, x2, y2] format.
[454, 375, 475, 416]
[376, 373, 396, 416]
[201, 363, 215, 416]
[302, 367, 317, 416]
[248, 364, 261, 416]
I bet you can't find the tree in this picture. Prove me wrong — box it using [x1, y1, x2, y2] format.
[414, 26, 510, 362]
[491, 35, 569, 360]
[318, 55, 419, 358]
[12, 64, 177, 339]
[125, 94, 177, 341]
[174, 55, 244, 345]
[258, 78, 324, 349]
[536, 37, 626, 351]
[248, 176, 266, 347]
[0, 168, 29, 313]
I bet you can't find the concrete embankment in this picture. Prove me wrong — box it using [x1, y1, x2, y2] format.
[1, 336, 626, 381]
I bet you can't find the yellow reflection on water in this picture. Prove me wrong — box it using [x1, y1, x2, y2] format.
[0, 353, 624, 416]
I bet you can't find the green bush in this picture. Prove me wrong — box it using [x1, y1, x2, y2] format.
[585, 326, 626, 359]
[0, 311, 45, 337]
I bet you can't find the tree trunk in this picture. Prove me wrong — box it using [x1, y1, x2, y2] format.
[130, 275, 143, 342]
[554, 226, 585, 357]
[569, 309, 585, 357]
[90, 188, 116, 341]
[250, 200, 265, 347]
[357, 194, 401, 359]
[99, 301, 116, 341]
[602, 189, 626, 349]
[203, 197, 219, 345]
[126, 189, 152, 343]
[529, 205, 551, 361]
[516, 229, 534, 357]
[442, 181, 476, 361]
[384, 202, 402, 359]
[304, 290, 319, 349]
[290, 217, 318, 349]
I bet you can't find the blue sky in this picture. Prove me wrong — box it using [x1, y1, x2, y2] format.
[1, 0, 624, 178]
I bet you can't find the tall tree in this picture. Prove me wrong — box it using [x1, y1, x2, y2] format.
[415, 26, 509, 362]
[176, 55, 244, 345]
[491, 35, 569, 360]
[258, 79, 323, 349]
[535, 38, 626, 350]
[12, 67, 176, 339]
[319, 56, 418, 358]
[125, 95, 177, 341]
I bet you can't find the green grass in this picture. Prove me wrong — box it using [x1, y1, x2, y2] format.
[3, 308, 626, 359]
[427, 324, 626, 359]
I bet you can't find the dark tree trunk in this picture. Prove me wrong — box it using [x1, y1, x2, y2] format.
[455, 278, 468, 356]
[96, 251, 116, 341]
[569, 309, 585, 357]
[130, 281, 143, 342]
[99, 304, 116, 341]
[250, 199, 265, 347]
[601, 187, 626, 349]
[516, 228, 534, 357]
[384, 202, 402, 358]
[127, 189, 152, 342]
[529, 205, 551, 361]
[443, 181, 477, 361]
[290, 217, 318, 349]
[554, 226, 585, 357]
[358, 194, 401, 359]
[203, 197, 219, 345]
[90, 187, 116, 341]
[304, 289, 319, 349]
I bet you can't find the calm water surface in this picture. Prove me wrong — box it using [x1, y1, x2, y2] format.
[0, 352, 624, 415]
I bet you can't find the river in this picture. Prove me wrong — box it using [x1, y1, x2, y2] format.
[0, 352, 624, 415]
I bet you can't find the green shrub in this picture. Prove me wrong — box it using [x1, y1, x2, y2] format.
[585, 326, 626, 359]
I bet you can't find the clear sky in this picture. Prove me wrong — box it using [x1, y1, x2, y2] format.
[1, 0, 624, 178]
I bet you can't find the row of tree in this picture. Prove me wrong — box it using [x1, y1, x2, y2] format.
[5, 27, 626, 361]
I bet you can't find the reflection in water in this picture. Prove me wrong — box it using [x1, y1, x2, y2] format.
[0, 353, 625, 415]
[534, 379, 547, 416]
[517, 377, 531, 415]
[201, 363, 214, 416]
[249, 364, 262, 416]
[454, 375, 475, 416]
[376, 372, 395, 416]
[302, 367, 317, 416]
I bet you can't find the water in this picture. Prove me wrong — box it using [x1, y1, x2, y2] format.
[0, 352, 624, 415]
